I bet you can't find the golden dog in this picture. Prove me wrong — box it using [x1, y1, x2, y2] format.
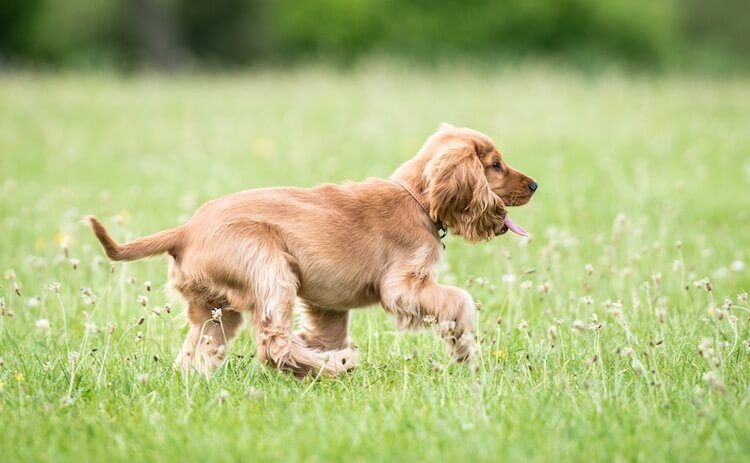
[89, 124, 537, 377]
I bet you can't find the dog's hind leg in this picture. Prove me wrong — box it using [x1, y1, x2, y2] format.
[175, 301, 244, 377]
[247, 248, 357, 377]
[297, 302, 354, 351]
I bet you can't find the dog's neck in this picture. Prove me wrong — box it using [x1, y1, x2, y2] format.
[389, 176, 446, 245]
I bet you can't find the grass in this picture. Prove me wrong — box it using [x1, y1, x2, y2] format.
[1, 66, 749, 462]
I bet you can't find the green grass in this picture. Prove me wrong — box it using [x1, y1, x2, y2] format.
[1, 66, 749, 462]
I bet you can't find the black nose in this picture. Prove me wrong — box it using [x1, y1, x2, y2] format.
[528, 181, 538, 192]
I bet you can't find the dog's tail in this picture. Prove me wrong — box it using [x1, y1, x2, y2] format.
[87, 216, 183, 262]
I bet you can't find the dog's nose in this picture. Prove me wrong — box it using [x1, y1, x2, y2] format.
[528, 181, 538, 192]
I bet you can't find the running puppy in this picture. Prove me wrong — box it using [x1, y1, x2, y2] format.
[89, 124, 538, 377]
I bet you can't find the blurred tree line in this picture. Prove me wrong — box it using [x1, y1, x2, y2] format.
[0, 0, 748, 70]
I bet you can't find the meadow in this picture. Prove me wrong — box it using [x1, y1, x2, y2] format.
[1, 66, 749, 462]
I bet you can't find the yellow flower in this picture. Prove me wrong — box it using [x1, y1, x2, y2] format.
[54, 232, 72, 249]
[494, 350, 507, 360]
[14, 372, 24, 382]
[0, 379, 5, 392]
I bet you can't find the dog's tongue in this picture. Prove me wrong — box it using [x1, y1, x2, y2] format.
[504, 215, 529, 237]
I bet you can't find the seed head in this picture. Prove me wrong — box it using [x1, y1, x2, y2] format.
[137, 295, 148, 307]
[518, 319, 528, 331]
[671, 260, 682, 272]
[520, 280, 532, 290]
[48, 282, 61, 294]
[68, 351, 80, 366]
[211, 308, 223, 322]
[571, 320, 586, 334]
[136, 373, 149, 385]
[585, 264, 594, 276]
[537, 282, 551, 295]
[655, 307, 666, 324]
[588, 313, 602, 331]
[739, 292, 748, 303]
[217, 389, 230, 404]
[547, 325, 558, 341]
[144, 281, 152, 292]
[581, 296, 594, 306]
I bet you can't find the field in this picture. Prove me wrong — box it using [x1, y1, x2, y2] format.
[1, 67, 749, 462]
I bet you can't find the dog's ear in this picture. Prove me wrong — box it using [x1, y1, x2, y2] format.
[425, 142, 506, 242]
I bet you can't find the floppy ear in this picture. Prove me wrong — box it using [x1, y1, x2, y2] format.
[425, 143, 507, 242]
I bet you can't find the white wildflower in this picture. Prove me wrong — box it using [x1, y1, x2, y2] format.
[571, 320, 586, 334]
[35, 318, 50, 331]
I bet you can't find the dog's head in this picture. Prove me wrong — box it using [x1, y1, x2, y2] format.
[420, 124, 537, 242]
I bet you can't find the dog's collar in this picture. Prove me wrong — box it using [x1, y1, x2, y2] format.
[390, 177, 447, 245]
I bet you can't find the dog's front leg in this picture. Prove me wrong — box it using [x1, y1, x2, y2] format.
[382, 281, 478, 362]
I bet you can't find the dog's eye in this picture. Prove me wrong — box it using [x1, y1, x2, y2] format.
[492, 161, 503, 172]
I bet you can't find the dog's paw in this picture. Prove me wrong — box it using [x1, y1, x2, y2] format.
[451, 332, 478, 363]
[319, 348, 359, 376]
[174, 344, 227, 377]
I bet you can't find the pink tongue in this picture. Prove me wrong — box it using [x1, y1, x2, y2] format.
[504, 215, 529, 237]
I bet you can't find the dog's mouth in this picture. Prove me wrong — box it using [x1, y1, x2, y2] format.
[502, 191, 534, 207]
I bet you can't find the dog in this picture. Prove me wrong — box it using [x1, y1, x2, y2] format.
[88, 124, 537, 377]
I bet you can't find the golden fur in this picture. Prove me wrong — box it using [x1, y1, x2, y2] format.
[89, 124, 537, 377]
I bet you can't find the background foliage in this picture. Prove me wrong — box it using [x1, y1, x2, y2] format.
[1, 0, 748, 70]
